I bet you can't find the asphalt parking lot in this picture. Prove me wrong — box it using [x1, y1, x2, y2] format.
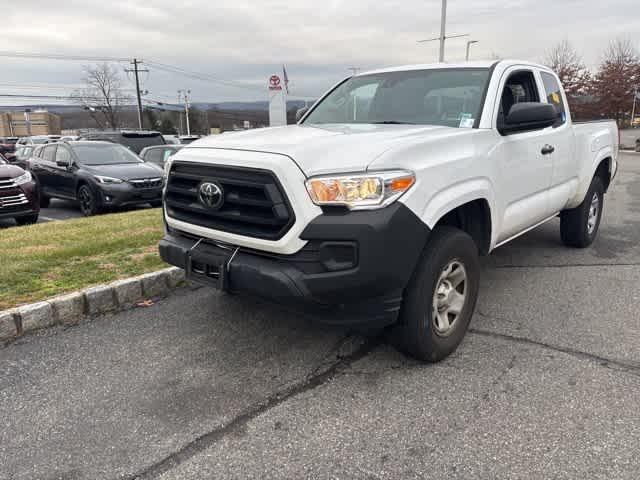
[1, 152, 639, 480]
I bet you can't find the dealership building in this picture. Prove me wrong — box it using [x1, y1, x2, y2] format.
[0, 110, 61, 137]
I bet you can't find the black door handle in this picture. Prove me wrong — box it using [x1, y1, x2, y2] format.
[541, 144, 555, 155]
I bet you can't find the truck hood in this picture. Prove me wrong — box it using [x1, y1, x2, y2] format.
[187, 124, 471, 177]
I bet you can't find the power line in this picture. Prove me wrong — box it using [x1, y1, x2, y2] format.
[0, 51, 129, 62]
[146, 60, 264, 92]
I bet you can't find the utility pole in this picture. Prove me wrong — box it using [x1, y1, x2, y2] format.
[125, 58, 148, 130]
[177, 91, 183, 135]
[465, 40, 479, 61]
[439, 0, 447, 62]
[418, 0, 467, 63]
[185, 90, 191, 136]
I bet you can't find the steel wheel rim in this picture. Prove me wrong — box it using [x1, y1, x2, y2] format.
[79, 188, 92, 214]
[587, 192, 599, 235]
[432, 259, 467, 337]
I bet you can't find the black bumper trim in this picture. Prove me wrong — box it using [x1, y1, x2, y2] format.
[159, 203, 430, 326]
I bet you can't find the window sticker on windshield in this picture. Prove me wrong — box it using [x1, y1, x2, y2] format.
[459, 113, 474, 128]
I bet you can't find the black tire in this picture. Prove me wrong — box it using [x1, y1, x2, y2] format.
[390, 226, 480, 362]
[149, 200, 162, 208]
[15, 214, 39, 226]
[560, 176, 604, 248]
[635, 141, 640, 153]
[39, 194, 50, 208]
[77, 184, 100, 216]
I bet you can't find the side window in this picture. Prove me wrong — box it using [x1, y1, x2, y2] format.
[42, 145, 57, 162]
[497, 70, 541, 132]
[145, 148, 163, 166]
[55, 146, 71, 164]
[540, 72, 567, 126]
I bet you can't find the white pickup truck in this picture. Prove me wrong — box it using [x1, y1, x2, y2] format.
[159, 60, 618, 362]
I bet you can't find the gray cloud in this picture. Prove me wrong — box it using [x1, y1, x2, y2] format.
[1, 0, 639, 104]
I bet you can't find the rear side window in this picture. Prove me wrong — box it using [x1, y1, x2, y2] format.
[42, 145, 57, 162]
[144, 148, 164, 166]
[56, 146, 71, 164]
[540, 72, 567, 125]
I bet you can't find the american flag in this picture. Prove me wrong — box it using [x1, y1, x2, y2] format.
[282, 65, 289, 94]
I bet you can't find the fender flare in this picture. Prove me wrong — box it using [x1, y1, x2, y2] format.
[419, 177, 497, 246]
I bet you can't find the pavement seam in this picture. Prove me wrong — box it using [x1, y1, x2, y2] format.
[487, 262, 640, 269]
[119, 334, 383, 480]
[469, 328, 640, 377]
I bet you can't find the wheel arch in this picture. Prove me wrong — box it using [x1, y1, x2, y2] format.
[418, 178, 496, 255]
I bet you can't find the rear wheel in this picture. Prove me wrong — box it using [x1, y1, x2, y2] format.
[391, 226, 480, 362]
[78, 185, 100, 216]
[15, 214, 38, 226]
[560, 176, 604, 248]
[149, 200, 162, 208]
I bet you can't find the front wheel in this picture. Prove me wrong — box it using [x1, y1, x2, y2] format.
[391, 226, 480, 362]
[149, 200, 162, 208]
[77, 185, 100, 216]
[560, 176, 604, 248]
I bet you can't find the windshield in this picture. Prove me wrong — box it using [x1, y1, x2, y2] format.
[303, 68, 491, 128]
[73, 144, 143, 165]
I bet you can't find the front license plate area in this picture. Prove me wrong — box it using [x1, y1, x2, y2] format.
[185, 242, 233, 290]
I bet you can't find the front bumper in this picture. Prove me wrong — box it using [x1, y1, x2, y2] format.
[98, 183, 163, 207]
[0, 181, 39, 219]
[159, 203, 430, 326]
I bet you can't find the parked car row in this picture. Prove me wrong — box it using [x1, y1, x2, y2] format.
[0, 130, 197, 226]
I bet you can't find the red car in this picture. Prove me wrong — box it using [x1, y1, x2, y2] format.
[0, 153, 39, 225]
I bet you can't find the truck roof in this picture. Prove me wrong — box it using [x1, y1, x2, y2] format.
[358, 59, 552, 76]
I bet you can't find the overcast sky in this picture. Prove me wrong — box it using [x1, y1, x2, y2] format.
[1, 0, 639, 106]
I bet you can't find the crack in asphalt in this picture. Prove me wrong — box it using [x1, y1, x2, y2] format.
[469, 328, 640, 378]
[119, 334, 383, 480]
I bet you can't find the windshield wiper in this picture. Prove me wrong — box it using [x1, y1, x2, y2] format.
[371, 121, 416, 125]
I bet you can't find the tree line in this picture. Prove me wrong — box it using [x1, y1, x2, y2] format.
[544, 38, 640, 126]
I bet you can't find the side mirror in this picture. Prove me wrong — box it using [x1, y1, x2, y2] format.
[502, 102, 557, 134]
[295, 107, 309, 122]
[56, 159, 71, 168]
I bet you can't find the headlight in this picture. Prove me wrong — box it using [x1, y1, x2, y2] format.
[305, 170, 415, 210]
[14, 171, 33, 185]
[94, 175, 123, 184]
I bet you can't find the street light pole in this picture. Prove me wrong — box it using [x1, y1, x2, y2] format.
[438, 0, 447, 62]
[632, 87, 638, 127]
[465, 40, 478, 61]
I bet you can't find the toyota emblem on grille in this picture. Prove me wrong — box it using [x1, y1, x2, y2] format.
[198, 182, 224, 209]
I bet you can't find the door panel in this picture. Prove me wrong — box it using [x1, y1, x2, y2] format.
[539, 71, 577, 212]
[53, 146, 76, 197]
[493, 68, 554, 243]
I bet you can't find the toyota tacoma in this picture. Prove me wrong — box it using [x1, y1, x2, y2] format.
[159, 60, 618, 362]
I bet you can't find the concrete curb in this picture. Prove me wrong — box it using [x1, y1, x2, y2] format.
[0, 267, 186, 343]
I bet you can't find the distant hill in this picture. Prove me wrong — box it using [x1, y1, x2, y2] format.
[0, 100, 313, 114]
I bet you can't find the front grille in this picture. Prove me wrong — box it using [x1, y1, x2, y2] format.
[0, 177, 17, 190]
[129, 178, 163, 189]
[0, 193, 28, 209]
[165, 162, 295, 240]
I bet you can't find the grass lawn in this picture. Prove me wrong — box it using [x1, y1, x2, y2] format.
[0, 209, 166, 310]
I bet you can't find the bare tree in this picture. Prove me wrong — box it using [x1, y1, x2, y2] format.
[592, 38, 640, 126]
[543, 39, 592, 119]
[71, 63, 131, 129]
